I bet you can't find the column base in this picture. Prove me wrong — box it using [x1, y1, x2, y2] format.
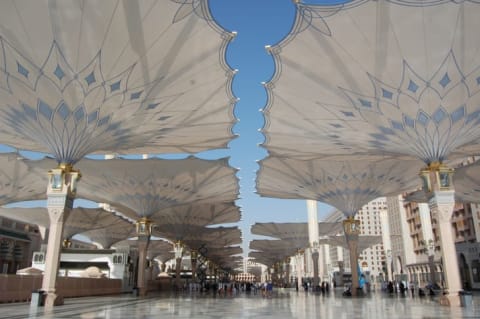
[44, 292, 64, 310]
[138, 287, 148, 297]
[439, 293, 461, 307]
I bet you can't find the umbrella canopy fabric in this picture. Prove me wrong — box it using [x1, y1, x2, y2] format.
[0, 0, 236, 164]
[0, 206, 131, 240]
[24, 156, 240, 220]
[248, 251, 288, 268]
[318, 235, 383, 253]
[262, 1, 480, 164]
[0, 153, 47, 205]
[151, 201, 241, 226]
[154, 224, 242, 247]
[257, 156, 422, 216]
[406, 159, 480, 204]
[81, 223, 135, 249]
[148, 240, 175, 264]
[451, 160, 480, 203]
[251, 222, 343, 240]
[250, 239, 303, 258]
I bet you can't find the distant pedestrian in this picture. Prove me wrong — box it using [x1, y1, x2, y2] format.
[409, 281, 415, 297]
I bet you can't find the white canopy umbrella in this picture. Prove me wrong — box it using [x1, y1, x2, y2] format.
[0, 0, 238, 305]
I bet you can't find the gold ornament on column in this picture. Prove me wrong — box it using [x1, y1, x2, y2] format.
[136, 217, 153, 236]
[173, 241, 184, 259]
[343, 216, 360, 235]
[190, 250, 198, 263]
[419, 162, 454, 194]
[48, 164, 81, 194]
[62, 239, 72, 248]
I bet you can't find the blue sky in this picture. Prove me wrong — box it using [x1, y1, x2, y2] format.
[206, 0, 336, 250]
[1, 0, 339, 256]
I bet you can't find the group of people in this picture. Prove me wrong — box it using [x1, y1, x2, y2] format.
[381, 280, 437, 297]
[299, 281, 331, 294]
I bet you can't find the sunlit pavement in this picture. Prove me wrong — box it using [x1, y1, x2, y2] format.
[1, 289, 479, 319]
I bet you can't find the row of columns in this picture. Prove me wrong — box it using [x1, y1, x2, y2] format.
[304, 163, 463, 304]
[40, 163, 465, 309]
[40, 164, 215, 309]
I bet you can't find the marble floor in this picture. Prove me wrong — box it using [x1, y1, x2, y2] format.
[1, 289, 479, 319]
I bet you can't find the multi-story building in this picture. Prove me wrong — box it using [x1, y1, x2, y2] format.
[396, 194, 480, 290]
[385, 195, 416, 285]
[356, 198, 387, 280]
[0, 216, 42, 273]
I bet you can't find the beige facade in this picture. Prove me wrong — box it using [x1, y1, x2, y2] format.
[356, 199, 387, 280]
[391, 194, 480, 290]
[0, 217, 41, 274]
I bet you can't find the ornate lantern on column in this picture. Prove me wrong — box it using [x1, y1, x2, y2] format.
[62, 239, 72, 248]
[419, 162, 454, 194]
[173, 241, 184, 259]
[135, 217, 153, 236]
[343, 216, 360, 235]
[48, 164, 81, 194]
[48, 167, 64, 191]
[190, 250, 198, 263]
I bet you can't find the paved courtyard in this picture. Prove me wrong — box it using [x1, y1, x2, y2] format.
[1, 289, 479, 319]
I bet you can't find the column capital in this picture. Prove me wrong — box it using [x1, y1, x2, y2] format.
[428, 191, 455, 223]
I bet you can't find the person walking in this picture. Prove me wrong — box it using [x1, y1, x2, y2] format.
[409, 281, 415, 297]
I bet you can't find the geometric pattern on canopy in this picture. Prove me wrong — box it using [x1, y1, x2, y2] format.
[262, 1, 480, 164]
[0, 153, 47, 206]
[0, 0, 236, 164]
[256, 156, 422, 216]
